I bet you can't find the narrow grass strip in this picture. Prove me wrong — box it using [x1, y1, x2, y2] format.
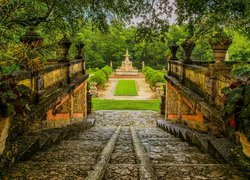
[93, 99, 160, 111]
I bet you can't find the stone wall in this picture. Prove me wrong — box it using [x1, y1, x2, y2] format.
[165, 60, 240, 135]
[0, 59, 88, 155]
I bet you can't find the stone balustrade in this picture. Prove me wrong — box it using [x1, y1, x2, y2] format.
[0, 31, 89, 156]
[165, 40, 250, 136]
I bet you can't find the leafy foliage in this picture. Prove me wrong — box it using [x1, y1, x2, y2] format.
[88, 65, 112, 89]
[222, 66, 250, 141]
[0, 75, 31, 118]
[142, 66, 166, 87]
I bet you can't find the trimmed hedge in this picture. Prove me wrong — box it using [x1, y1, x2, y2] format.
[142, 66, 165, 87]
[89, 65, 112, 88]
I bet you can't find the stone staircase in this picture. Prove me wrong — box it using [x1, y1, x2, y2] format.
[157, 120, 235, 163]
[0, 118, 95, 171]
[1, 111, 247, 179]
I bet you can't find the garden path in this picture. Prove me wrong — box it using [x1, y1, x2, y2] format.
[99, 77, 154, 100]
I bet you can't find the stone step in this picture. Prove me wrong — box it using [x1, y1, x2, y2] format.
[153, 164, 245, 179]
[13, 136, 40, 161]
[156, 120, 236, 165]
[207, 138, 235, 163]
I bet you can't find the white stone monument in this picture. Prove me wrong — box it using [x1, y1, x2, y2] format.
[115, 49, 138, 76]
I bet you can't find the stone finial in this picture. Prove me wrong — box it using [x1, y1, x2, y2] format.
[142, 61, 145, 68]
[110, 61, 113, 69]
[58, 35, 72, 62]
[169, 41, 179, 60]
[20, 27, 43, 47]
[75, 41, 84, 59]
[181, 38, 195, 63]
[209, 34, 232, 64]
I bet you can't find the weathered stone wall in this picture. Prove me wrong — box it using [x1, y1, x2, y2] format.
[165, 60, 239, 135]
[0, 59, 88, 155]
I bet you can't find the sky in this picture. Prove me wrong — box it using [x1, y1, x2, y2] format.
[131, 0, 177, 25]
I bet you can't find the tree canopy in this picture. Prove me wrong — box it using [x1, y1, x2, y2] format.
[0, 0, 249, 74]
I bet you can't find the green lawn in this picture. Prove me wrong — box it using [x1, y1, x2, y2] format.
[93, 99, 160, 111]
[114, 80, 138, 96]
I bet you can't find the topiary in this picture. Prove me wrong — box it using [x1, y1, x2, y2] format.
[89, 70, 107, 89]
[149, 72, 165, 86]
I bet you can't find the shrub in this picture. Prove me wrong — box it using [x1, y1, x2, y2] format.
[103, 65, 112, 75]
[149, 72, 165, 86]
[142, 66, 166, 87]
[88, 65, 112, 89]
[89, 71, 107, 88]
[101, 68, 110, 79]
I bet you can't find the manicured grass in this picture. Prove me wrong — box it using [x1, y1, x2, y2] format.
[114, 80, 138, 96]
[93, 99, 160, 111]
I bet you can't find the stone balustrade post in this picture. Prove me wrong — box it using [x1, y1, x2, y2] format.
[58, 36, 72, 62]
[168, 42, 179, 76]
[21, 27, 44, 103]
[160, 85, 166, 116]
[87, 91, 92, 115]
[58, 35, 72, 84]
[75, 41, 85, 74]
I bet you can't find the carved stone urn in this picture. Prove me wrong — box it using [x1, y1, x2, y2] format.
[58, 35, 72, 62]
[181, 38, 195, 63]
[75, 41, 85, 59]
[20, 27, 43, 47]
[209, 34, 232, 64]
[169, 41, 179, 60]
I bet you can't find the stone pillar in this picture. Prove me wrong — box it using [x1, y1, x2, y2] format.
[75, 41, 85, 74]
[87, 92, 92, 115]
[89, 82, 98, 97]
[69, 92, 74, 119]
[34, 73, 44, 103]
[110, 61, 113, 69]
[21, 27, 44, 103]
[177, 94, 182, 120]
[58, 36, 72, 83]
[160, 85, 166, 116]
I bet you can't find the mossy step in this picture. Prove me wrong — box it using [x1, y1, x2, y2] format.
[207, 138, 235, 163]
[13, 136, 40, 161]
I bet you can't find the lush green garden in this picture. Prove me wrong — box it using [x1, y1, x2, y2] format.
[142, 67, 166, 87]
[114, 80, 138, 96]
[93, 99, 160, 111]
[88, 66, 112, 89]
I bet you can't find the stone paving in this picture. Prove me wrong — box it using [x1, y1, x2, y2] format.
[4, 111, 246, 179]
[99, 78, 154, 100]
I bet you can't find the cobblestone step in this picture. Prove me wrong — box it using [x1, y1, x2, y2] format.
[2, 111, 247, 179]
[156, 119, 246, 179]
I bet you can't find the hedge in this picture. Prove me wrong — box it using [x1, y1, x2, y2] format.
[89, 65, 112, 88]
[142, 66, 165, 87]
